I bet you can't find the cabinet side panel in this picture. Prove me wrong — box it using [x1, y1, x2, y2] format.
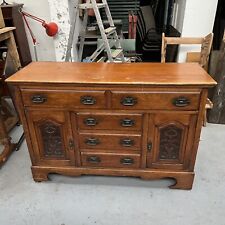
[189, 89, 208, 170]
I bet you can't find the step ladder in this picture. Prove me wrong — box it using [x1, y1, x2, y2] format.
[65, 0, 125, 62]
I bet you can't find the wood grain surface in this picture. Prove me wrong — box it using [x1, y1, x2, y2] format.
[6, 62, 216, 87]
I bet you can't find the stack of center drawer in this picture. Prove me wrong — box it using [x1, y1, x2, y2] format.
[77, 113, 143, 168]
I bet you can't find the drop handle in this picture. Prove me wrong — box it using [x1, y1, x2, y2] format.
[31, 95, 47, 104]
[120, 139, 134, 147]
[87, 156, 101, 163]
[121, 96, 137, 106]
[84, 118, 98, 126]
[85, 138, 100, 146]
[120, 158, 134, 165]
[173, 97, 190, 107]
[80, 96, 96, 105]
[120, 118, 135, 127]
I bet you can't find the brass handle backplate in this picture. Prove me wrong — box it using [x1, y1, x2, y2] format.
[121, 96, 137, 106]
[173, 97, 190, 107]
[120, 158, 134, 165]
[31, 95, 47, 104]
[120, 118, 135, 127]
[85, 138, 100, 146]
[87, 156, 101, 163]
[80, 96, 96, 105]
[120, 138, 134, 147]
[84, 118, 98, 126]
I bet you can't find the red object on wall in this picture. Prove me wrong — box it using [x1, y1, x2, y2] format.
[21, 10, 59, 37]
[42, 22, 58, 37]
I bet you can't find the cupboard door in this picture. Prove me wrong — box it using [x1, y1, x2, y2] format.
[26, 110, 75, 166]
[147, 113, 197, 170]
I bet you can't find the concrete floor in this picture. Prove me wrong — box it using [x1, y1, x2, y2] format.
[0, 124, 225, 225]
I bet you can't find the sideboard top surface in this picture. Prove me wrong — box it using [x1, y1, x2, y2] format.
[6, 62, 216, 87]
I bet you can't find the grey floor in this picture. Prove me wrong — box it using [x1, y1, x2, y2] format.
[0, 124, 225, 225]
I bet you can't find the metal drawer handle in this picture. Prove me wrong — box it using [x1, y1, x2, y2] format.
[31, 95, 47, 104]
[120, 118, 135, 127]
[120, 158, 134, 165]
[85, 138, 100, 146]
[84, 118, 98, 126]
[121, 96, 137, 106]
[87, 156, 101, 163]
[173, 97, 190, 107]
[120, 138, 134, 147]
[80, 96, 96, 105]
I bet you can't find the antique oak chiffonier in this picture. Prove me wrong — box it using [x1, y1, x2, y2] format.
[6, 62, 216, 189]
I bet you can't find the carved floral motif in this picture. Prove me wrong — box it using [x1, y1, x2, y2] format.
[159, 125, 182, 160]
[39, 122, 64, 157]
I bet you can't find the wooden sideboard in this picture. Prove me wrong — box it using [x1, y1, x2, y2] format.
[6, 62, 216, 189]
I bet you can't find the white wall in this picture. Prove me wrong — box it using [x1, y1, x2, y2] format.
[47, 0, 71, 61]
[47, 0, 81, 61]
[48, 0, 81, 61]
[7, 0, 56, 61]
[177, 0, 218, 62]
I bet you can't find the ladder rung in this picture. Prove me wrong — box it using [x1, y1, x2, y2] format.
[79, 3, 106, 9]
[111, 49, 123, 58]
[89, 44, 105, 61]
[97, 56, 106, 62]
[87, 26, 98, 31]
[105, 27, 116, 35]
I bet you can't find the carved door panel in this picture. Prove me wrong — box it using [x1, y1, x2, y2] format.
[26, 110, 75, 166]
[147, 113, 197, 170]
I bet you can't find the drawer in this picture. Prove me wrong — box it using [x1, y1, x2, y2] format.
[79, 133, 141, 151]
[21, 89, 106, 108]
[111, 91, 200, 110]
[77, 113, 143, 131]
[81, 152, 141, 168]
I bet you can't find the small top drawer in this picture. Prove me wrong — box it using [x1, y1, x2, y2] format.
[21, 89, 106, 109]
[111, 91, 200, 110]
[77, 113, 143, 131]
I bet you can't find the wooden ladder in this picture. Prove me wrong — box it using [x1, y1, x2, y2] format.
[65, 0, 125, 62]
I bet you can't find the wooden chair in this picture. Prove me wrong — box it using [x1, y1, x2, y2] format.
[161, 33, 214, 126]
[161, 33, 214, 69]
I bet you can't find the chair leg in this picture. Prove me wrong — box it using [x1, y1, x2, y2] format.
[203, 109, 207, 127]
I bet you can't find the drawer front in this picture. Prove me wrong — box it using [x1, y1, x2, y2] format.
[77, 113, 143, 131]
[79, 133, 141, 151]
[112, 91, 200, 110]
[81, 152, 141, 168]
[21, 89, 106, 108]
